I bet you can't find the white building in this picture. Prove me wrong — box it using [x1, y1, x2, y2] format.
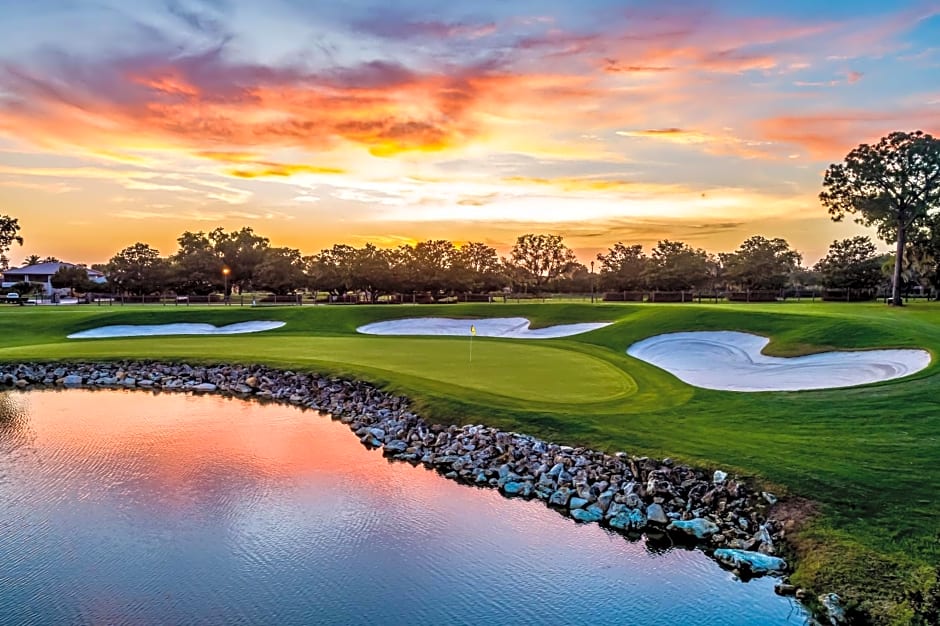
[2, 262, 107, 296]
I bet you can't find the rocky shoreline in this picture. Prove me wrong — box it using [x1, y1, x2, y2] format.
[1, 361, 831, 611]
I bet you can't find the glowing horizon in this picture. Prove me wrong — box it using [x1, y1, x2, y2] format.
[0, 0, 937, 266]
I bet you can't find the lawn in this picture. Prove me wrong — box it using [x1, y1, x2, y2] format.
[1, 300, 938, 623]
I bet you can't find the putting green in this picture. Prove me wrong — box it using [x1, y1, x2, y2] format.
[0, 335, 636, 404]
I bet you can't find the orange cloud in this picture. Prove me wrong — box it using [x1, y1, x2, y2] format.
[616, 128, 776, 159]
[756, 108, 940, 159]
[226, 163, 346, 178]
[503, 175, 685, 195]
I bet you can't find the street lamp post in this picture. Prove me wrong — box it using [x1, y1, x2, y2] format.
[590, 260, 595, 304]
[222, 267, 231, 305]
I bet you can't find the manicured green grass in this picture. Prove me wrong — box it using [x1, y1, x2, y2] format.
[1, 301, 938, 623]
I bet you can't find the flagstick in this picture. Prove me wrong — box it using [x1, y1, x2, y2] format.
[469, 333, 474, 366]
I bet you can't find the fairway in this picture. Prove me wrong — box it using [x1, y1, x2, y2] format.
[1, 300, 939, 622]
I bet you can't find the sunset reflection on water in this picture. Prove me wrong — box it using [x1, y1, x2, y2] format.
[0, 389, 807, 625]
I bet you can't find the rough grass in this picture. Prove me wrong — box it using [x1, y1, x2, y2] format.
[1, 300, 938, 623]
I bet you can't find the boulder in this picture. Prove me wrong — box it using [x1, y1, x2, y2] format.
[668, 518, 720, 539]
[547, 462, 565, 477]
[646, 503, 668, 525]
[549, 487, 572, 507]
[605, 502, 626, 519]
[569, 497, 589, 510]
[571, 507, 603, 523]
[609, 508, 646, 531]
[193, 382, 216, 392]
[712, 549, 787, 575]
[383, 440, 408, 455]
[62, 374, 83, 386]
[713, 470, 728, 484]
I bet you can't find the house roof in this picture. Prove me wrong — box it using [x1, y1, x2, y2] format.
[4, 262, 104, 277]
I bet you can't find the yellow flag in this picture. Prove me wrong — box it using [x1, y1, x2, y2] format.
[470, 325, 476, 336]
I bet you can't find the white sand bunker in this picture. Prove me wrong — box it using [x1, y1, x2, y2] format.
[627, 331, 931, 392]
[357, 317, 610, 339]
[68, 321, 285, 339]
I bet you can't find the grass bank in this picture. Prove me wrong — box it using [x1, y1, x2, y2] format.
[1, 301, 937, 623]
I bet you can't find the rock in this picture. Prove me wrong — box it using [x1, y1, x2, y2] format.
[571, 507, 603, 523]
[818, 593, 847, 625]
[62, 374, 83, 386]
[383, 440, 408, 455]
[774, 583, 797, 596]
[549, 487, 572, 507]
[713, 470, 728, 484]
[369, 427, 386, 440]
[547, 462, 565, 476]
[623, 493, 642, 509]
[668, 518, 720, 539]
[646, 503, 668, 525]
[596, 489, 615, 512]
[762, 491, 778, 505]
[610, 508, 647, 531]
[605, 502, 626, 519]
[245, 376, 259, 388]
[193, 382, 216, 392]
[713, 549, 787, 575]
[502, 481, 525, 496]
[626, 507, 647, 530]
[569, 497, 589, 510]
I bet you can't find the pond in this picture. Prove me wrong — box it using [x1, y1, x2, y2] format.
[0, 390, 808, 625]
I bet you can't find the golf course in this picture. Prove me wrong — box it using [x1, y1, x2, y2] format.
[3, 300, 939, 622]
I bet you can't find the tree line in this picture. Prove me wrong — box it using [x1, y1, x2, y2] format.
[1, 130, 937, 301]
[7, 226, 927, 299]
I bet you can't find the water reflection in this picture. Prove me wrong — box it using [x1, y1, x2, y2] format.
[0, 390, 807, 625]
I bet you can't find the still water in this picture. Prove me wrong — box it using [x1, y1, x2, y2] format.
[0, 390, 807, 625]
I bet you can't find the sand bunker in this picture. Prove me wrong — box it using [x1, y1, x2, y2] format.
[68, 321, 285, 339]
[627, 331, 931, 392]
[357, 317, 610, 339]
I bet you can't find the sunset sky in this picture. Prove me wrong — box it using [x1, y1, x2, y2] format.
[1, 0, 938, 266]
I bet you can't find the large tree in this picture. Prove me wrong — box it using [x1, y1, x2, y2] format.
[643, 240, 710, 291]
[454, 242, 503, 292]
[107, 243, 169, 295]
[169, 231, 224, 295]
[398, 240, 460, 293]
[720, 235, 802, 291]
[814, 236, 884, 291]
[596, 242, 647, 290]
[821, 130, 940, 305]
[510, 233, 577, 293]
[305, 244, 357, 295]
[208, 227, 270, 293]
[254, 247, 305, 295]
[0, 215, 23, 270]
[50, 265, 96, 295]
[348, 244, 395, 301]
